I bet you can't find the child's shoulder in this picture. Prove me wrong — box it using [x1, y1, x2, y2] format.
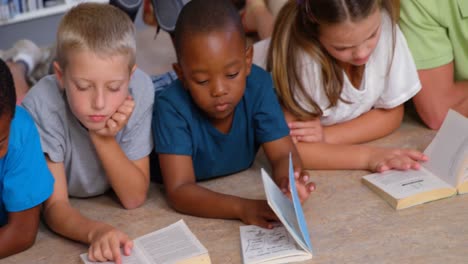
[126, 68, 155, 124]
[22, 74, 65, 112]
[248, 64, 271, 81]
[8, 106, 38, 152]
[245, 64, 274, 96]
[12, 106, 35, 129]
[130, 68, 154, 98]
[154, 76, 189, 106]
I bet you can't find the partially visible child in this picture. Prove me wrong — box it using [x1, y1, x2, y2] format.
[0, 59, 54, 258]
[253, 0, 428, 172]
[0, 39, 52, 104]
[21, 3, 154, 263]
[152, 0, 315, 228]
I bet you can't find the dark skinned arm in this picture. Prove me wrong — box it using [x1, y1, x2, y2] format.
[0, 206, 41, 258]
[158, 154, 278, 228]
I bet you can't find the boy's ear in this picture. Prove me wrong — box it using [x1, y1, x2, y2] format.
[53, 61, 65, 91]
[245, 45, 253, 76]
[130, 64, 137, 77]
[172, 63, 184, 82]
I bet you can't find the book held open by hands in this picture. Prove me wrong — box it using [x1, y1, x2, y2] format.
[240, 154, 313, 264]
[362, 109, 468, 209]
[80, 220, 211, 264]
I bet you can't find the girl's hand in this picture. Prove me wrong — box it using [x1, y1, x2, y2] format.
[93, 96, 135, 137]
[368, 147, 428, 172]
[279, 169, 316, 204]
[239, 200, 279, 229]
[288, 119, 325, 143]
[87, 225, 133, 264]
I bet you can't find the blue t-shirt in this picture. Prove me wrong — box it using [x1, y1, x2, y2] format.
[0, 107, 54, 226]
[152, 65, 289, 181]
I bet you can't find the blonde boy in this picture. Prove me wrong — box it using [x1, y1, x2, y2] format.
[22, 3, 153, 263]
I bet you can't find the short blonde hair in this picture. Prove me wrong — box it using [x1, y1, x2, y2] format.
[56, 3, 136, 70]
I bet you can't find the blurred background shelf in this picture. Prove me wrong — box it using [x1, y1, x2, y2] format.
[0, 0, 108, 26]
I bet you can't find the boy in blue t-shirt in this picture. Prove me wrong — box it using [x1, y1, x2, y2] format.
[152, 0, 315, 228]
[0, 59, 54, 258]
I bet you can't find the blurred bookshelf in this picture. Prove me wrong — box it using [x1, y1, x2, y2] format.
[0, 0, 108, 26]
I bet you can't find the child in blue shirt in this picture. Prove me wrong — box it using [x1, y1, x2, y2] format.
[0, 59, 54, 258]
[152, 0, 315, 228]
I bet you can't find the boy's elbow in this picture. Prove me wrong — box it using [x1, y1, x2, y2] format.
[121, 195, 147, 210]
[12, 232, 37, 254]
[164, 183, 196, 213]
[166, 193, 182, 211]
[166, 189, 190, 213]
[18, 235, 37, 252]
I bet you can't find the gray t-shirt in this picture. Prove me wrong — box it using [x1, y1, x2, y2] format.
[22, 69, 154, 197]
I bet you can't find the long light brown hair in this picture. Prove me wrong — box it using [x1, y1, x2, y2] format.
[267, 0, 395, 120]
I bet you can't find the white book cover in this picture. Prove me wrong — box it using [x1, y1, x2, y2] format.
[362, 109, 468, 209]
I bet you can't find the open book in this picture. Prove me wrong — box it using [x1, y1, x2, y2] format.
[80, 220, 211, 264]
[240, 154, 313, 264]
[362, 109, 468, 210]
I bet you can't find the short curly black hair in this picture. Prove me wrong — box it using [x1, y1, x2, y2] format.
[0, 59, 16, 118]
[173, 0, 245, 61]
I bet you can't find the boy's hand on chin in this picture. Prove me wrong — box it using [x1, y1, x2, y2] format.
[93, 96, 135, 137]
[240, 200, 278, 229]
[87, 225, 133, 264]
[279, 169, 315, 204]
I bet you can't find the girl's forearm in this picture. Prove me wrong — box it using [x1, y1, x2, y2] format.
[324, 106, 404, 144]
[297, 142, 373, 170]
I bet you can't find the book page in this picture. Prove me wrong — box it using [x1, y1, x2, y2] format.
[80, 247, 147, 264]
[424, 110, 468, 187]
[261, 168, 311, 253]
[135, 220, 208, 264]
[363, 167, 454, 200]
[287, 154, 312, 251]
[240, 224, 310, 264]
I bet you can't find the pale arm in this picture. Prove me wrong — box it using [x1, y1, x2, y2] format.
[90, 133, 149, 210]
[43, 157, 132, 264]
[296, 142, 426, 172]
[43, 158, 114, 244]
[159, 154, 277, 228]
[323, 105, 404, 144]
[0, 207, 41, 258]
[413, 61, 468, 129]
[285, 106, 404, 145]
